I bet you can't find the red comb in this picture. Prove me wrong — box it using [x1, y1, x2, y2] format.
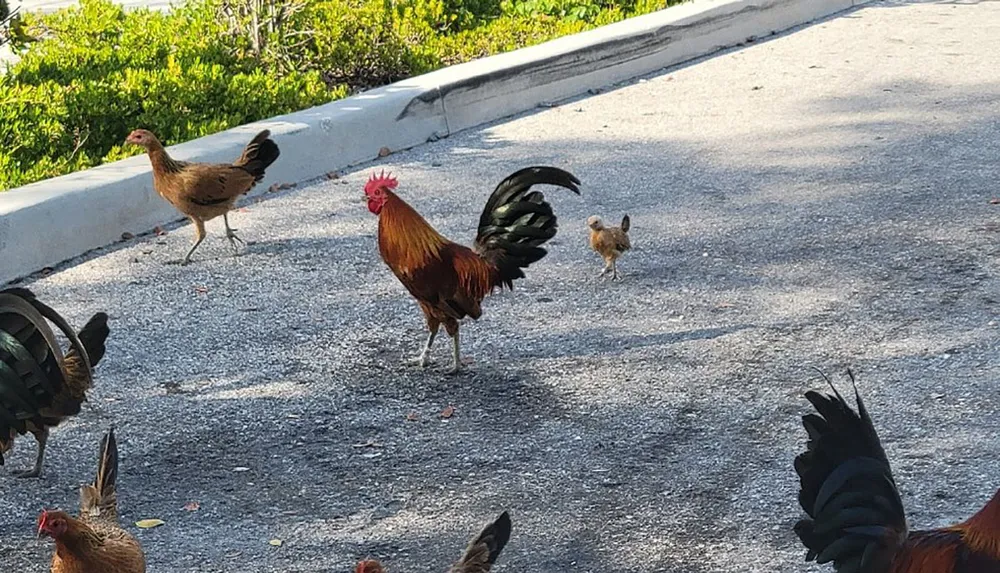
[364, 170, 398, 195]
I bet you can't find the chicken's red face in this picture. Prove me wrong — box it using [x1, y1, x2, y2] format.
[364, 170, 398, 215]
[37, 510, 68, 539]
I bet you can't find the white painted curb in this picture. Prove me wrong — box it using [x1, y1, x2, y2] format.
[0, 0, 869, 284]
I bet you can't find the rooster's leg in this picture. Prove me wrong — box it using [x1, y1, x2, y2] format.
[408, 326, 438, 368]
[223, 213, 244, 254]
[445, 329, 463, 375]
[11, 428, 48, 478]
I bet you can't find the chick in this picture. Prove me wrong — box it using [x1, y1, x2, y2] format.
[587, 214, 631, 280]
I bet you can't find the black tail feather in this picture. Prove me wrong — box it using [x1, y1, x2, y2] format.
[793, 370, 908, 573]
[236, 129, 280, 182]
[621, 214, 630, 233]
[474, 166, 581, 288]
[76, 312, 110, 368]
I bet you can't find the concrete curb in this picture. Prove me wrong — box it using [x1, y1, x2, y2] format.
[0, 0, 870, 284]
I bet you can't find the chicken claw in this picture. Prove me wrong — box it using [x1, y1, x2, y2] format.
[407, 329, 437, 368]
[223, 214, 244, 255]
[11, 467, 42, 479]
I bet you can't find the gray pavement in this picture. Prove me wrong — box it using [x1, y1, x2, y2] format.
[3, 1, 1000, 571]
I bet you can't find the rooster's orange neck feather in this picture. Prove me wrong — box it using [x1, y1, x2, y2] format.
[952, 489, 1000, 558]
[378, 191, 450, 269]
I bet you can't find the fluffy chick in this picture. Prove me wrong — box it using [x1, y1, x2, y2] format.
[587, 214, 631, 280]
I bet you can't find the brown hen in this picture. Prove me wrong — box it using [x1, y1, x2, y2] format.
[39, 428, 146, 573]
[126, 128, 280, 265]
[355, 511, 512, 573]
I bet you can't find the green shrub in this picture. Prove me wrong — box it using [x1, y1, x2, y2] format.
[0, 0, 686, 191]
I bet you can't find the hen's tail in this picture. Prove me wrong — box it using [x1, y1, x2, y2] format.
[235, 129, 281, 183]
[474, 166, 581, 289]
[80, 427, 119, 523]
[621, 214, 630, 233]
[794, 370, 908, 573]
[450, 511, 512, 573]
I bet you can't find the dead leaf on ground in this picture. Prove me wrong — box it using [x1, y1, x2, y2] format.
[154, 226, 168, 236]
[352, 439, 382, 448]
[440, 405, 455, 419]
[378, 146, 392, 157]
[183, 502, 200, 512]
[135, 519, 165, 529]
[405, 411, 419, 422]
[990, 197, 1000, 204]
[194, 286, 209, 294]
[40, 267, 53, 276]
[121, 232, 135, 240]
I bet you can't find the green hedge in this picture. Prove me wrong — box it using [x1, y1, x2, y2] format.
[0, 0, 683, 191]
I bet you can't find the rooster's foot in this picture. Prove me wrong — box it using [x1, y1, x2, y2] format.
[406, 354, 432, 368]
[442, 358, 473, 375]
[10, 467, 41, 479]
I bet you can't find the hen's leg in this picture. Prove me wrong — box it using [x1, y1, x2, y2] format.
[223, 213, 244, 254]
[11, 428, 48, 478]
[174, 218, 206, 266]
[408, 325, 438, 368]
[611, 259, 620, 281]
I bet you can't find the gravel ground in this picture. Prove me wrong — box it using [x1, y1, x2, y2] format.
[3, 1, 1000, 571]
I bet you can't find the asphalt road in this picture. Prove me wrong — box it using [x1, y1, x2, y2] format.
[3, 1, 1000, 571]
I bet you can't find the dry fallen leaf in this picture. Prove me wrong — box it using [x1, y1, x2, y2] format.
[40, 267, 53, 277]
[378, 146, 392, 157]
[194, 286, 209, 295]
[405, 411, 419, 422]
[135, 519, 165, 529]
[352, 439, 382, 448]
[269, 539, 283, 547]
[440, 405, 455, 419]
[121, 232, 135, 241]
[183, 502, 200, 512]
[154, 226, 168, 236]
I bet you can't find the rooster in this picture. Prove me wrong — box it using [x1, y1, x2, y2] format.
[126, 128, 281, 265]
[364, 167, 581, 373]
[356, 511, 512, 573]
[587, 214, 631, 281]
[38, 428, 146, 573]
[0, 288, 109, 478]
[794, 370, 1000, 573]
